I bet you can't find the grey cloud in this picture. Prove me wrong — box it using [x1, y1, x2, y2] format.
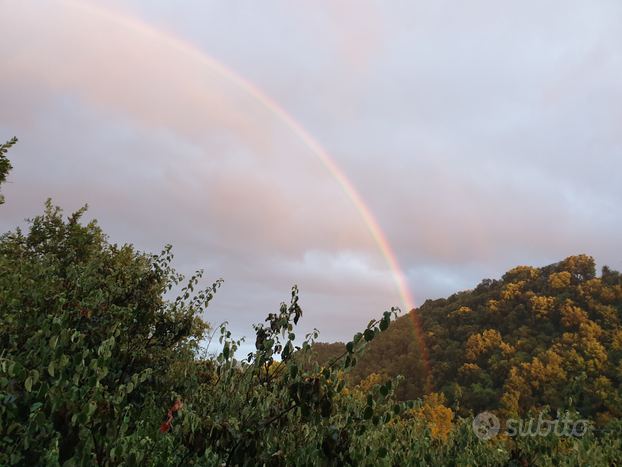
[2, 0, 622, 350]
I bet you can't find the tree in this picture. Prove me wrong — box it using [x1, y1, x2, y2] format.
[0, 200, 213, 465]
[0, 136, 18, 204]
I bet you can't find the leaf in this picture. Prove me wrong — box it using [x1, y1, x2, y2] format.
[24, 376, 32, 392]
[9, 362, 20, 376]
[38, 382, 49, 398]
[106, 424, 117, 442]
[59, 354, 69, 368]
[364, 329, 374, 342]
[30, 402, 43, 412]
[363, 406, 373, 420]
[346, 342, 354, 353]
[378, 447, 387, 458]
[380, 386, 389, 397]
[77, 412, 88, 425]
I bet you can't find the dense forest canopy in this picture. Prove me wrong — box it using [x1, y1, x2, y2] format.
[314, 254, 622, 426]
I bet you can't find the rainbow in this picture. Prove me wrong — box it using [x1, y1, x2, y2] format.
[49, 0, 431, 382]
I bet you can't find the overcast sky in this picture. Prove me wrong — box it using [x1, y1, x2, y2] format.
[2, 0, 621, 354]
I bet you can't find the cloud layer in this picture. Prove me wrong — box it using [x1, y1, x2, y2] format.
[2, 0, 622, 353]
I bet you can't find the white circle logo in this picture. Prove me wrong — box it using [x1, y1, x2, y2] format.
[473, 412, 500, 440]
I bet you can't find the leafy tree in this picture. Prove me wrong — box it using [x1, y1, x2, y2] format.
[0, 200, 213, 465]
[346, 256, 622, 425]
[0, 136, 18, 204]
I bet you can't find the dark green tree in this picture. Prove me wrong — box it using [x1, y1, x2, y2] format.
[0, 200, 214, 465]
[0, 136, 18, 204]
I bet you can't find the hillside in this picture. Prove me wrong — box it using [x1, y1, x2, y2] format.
[314, 255, 622, 424]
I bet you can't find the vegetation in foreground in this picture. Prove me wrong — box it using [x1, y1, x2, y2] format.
[1, 139, 621, 465]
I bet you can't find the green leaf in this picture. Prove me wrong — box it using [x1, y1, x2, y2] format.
[363, 329, 374, 342]
[24, 376, 32, 392]
[379, 317, 389, 332]
[7, 423, 20, 435]
[9, 362, 20, 376]
[38, 382, 49, 398]
[378, 447, 387, 458]
[59, 354, 69, 368]
[363, 406, 373, 420]
[30, 402, 43, 412]
[106, 424, 117, 442]
[77, 412, 88, 425]
[346, 341, 354, 353]
[380, 386, 389, 397]
[290, 365, 298, 379]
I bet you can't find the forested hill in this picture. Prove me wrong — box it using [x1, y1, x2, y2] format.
[313, 255, 622, 424]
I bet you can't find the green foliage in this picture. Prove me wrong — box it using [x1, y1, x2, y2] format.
[0, 200, 214, 465]
[0, 136, 18, 204]
[1, 197, 621, 465]
[332, 257, 622, 427]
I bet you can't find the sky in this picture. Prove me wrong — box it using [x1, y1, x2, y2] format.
[1, 0, 622, 355]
